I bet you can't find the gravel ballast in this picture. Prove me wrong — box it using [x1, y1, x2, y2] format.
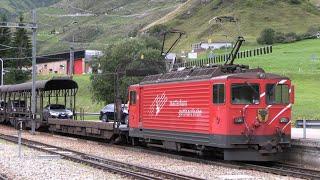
[0, 125, 299, 180]
[0, 139, 123, 180]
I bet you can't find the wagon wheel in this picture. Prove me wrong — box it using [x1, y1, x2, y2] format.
[101, 114, 108, 122]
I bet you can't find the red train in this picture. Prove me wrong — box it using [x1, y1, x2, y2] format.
[128, 66, 294, 161]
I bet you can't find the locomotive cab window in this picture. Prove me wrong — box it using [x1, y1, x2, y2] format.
[266, 84, 289, 104]
[129, 91, 137, 105]
[231, 83, 260, 104]
[213, 84, 225, 104]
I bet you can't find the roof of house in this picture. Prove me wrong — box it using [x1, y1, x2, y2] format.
[36, 49, 86, 64]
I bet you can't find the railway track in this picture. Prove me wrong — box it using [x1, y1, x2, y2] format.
[108, 142, 320, 179]
[0, 133, 202, 180]
[1, 130, 320, 179]
[141, 147, 320, 179]
[0, 174, 8, 180]
[241, 162, 320, 180]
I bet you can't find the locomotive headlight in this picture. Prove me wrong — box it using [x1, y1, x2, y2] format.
[234, 117, 244, 124]
[280, 117, 289, 123]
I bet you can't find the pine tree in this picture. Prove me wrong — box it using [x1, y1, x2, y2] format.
[0, 14, 11, 61]
[3, 14, 32, 84]
[11, 14, 32, 69]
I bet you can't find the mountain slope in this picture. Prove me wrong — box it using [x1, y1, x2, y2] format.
[159, 0, 320, 51]
[0, 0, 61, 17]
[13, 0, 320, 54]
[33, 0, 183, 54]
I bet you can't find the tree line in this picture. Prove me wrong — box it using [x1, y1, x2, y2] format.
[90, 35, 167, 105]
[0, 14, 32, 84]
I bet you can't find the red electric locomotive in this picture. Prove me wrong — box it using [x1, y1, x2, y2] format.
[128, 39, 294, 161]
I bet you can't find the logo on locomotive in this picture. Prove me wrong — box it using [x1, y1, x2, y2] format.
[149, 92, 168, 116]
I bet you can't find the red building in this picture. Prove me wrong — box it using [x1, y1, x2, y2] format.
[36, 49, 102, 75]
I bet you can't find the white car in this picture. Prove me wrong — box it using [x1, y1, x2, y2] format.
[43, 104, 73, 120]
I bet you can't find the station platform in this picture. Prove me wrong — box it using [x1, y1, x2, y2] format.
[291, 128, 320, 140]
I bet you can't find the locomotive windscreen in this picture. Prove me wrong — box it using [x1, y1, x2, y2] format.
[231, 83, 260, 104]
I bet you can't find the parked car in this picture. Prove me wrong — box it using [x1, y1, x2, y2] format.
[43, 104, 73, 120]
[99, 103, 128, 123]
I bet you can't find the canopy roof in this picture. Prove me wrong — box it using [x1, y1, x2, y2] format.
[0, 77, 78, 92]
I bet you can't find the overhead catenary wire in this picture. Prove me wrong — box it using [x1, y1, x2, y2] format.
[2, 56, 65, 60]
[0, 43, 28, 49]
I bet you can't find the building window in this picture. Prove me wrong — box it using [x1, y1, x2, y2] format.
[44, 64, 47, 69]
[60, 64, 65, 70]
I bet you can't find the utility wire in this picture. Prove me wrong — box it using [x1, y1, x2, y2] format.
[0, 43, 28, 49]
[2, 56, 65, 60]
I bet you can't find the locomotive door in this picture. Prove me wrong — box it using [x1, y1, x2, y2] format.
[212, 83, 226, 134]
[128, 86, 140, 128]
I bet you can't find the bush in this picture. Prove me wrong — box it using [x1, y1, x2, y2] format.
[258, 25, 319, 45]
[257, 28, 275, 45]
[148, 24, 169, 39]
[274, 32, 286, 43]
[4, 69, 30, 85]
[284, 32, 298, 43]
[289, 0, 301, 5]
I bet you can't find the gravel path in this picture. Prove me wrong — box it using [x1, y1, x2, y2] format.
[0, 139, 123, 180]
[0, 125, 299, 180]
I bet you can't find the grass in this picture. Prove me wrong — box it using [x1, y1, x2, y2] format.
[30, 0, 181, 54]
[164, 0, 320, 52]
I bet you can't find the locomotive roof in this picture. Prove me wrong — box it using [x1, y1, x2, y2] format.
[140, 66, 289, 85]
[0, 77, 78, 92]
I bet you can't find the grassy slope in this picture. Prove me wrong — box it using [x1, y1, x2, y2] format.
[163, 0, 320, 51]
[0, 0, 60, 16]
[32, 0, 182, 54]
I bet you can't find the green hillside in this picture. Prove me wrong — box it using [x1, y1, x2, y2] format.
[161, 0, 320, 51]
[1, 0, 320, 54]
[0, 0, 60, 17]
[32, 0, 183, 54]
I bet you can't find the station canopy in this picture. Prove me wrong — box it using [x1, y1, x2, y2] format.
[0, 77, 78, 92]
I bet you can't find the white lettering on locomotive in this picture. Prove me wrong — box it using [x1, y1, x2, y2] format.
[169, 100, 188, 107]
[178, 108, 203, 117]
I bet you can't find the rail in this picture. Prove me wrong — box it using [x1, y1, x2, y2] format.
[0, 133, 202, 180]
[1, 127, 320, 179]
[0, 174, 8, 180]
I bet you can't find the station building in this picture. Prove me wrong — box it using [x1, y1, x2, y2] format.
[36, 49, 103, 75]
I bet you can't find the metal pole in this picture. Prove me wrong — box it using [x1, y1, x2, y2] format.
[18, 121, 22, 158]
[303, 119, 307, 139]
[69, 35, 74, 77]
[31, 10, 37, 134]
[0, 58, 3, 86]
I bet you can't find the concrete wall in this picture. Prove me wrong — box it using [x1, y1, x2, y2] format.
[37, 60, 67, 75]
